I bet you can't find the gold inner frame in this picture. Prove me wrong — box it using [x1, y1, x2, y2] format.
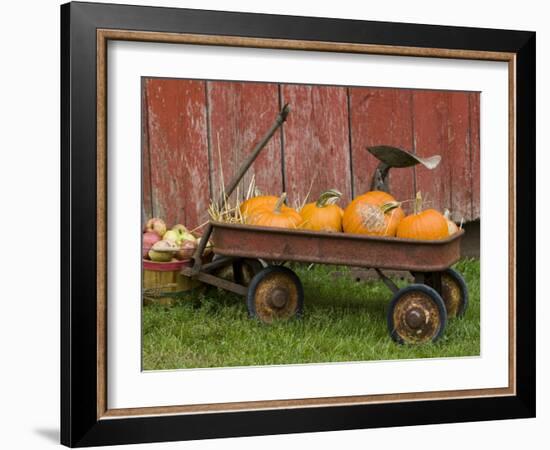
[96, 29, 517, 420]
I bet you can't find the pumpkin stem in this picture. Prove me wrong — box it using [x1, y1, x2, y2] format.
[414, 191, 423, 215]
[315, 189, 342, 208]
[274, 192, 287, 213]
[380, 201, 401, 214]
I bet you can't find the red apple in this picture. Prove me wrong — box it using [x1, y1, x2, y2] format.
[175, 239, 197, 260]
[142, 231, 161, 259]
[145, 218, 167, 238]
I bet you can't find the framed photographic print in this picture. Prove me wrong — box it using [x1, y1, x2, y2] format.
[61, 1, 535, 447]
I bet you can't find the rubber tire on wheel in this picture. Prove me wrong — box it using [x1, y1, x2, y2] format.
[247, 266, 304, 323]
[440, 268, 469, 318]
[387, 284, 447, 345]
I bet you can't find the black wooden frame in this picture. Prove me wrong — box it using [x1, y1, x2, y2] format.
[61, 1, 535, 447]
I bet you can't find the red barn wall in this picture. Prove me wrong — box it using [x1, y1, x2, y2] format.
[142, 78, 480, 229]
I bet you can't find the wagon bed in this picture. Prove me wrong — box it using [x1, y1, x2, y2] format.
[211, 221, 464, 272]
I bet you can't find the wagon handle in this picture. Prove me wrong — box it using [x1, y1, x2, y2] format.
[189, 104, 291, 275]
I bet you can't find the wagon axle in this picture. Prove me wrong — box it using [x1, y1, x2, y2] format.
[268, 288, 290, 308]
[405, 308, 426, 329]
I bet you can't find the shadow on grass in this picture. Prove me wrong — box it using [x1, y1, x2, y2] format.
[142, 260, 480, 370]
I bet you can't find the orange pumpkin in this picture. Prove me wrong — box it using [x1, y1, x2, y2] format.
[300, 189, 344, 232]
[396, 192, 449, 240]
[246, 193, 302, 229]
[443, 209, 459, 235]
[240, 195, 279, 218]
[342, 191, 404, 236]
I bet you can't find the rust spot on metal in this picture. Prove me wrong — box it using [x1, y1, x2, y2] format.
[405, 308, 425, 329]
[253, 272, 299, 323]
[392, 291, 442, 344]
[212, 222, 463, 272]
[441, 272, 462, 318]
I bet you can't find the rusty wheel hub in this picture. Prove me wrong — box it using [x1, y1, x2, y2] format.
[405, 308, 426, 329]
[254, 272, 299, 323]
[268, 287, 289, 309]
[393, 291, 441, 344]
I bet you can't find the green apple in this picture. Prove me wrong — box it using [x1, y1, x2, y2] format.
[179, 231, 196, 244]
[162, 230, 179, 243]
[172, 224, 189, 236]
[148, 249, 172, 262]
[148, 240, 178, 262]
[172, 224, 196, 245]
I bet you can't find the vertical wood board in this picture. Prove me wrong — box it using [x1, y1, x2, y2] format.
[207, 81, 283, 202]
[446, 91, 473, 221]
[141, 81, 153, 227]
[412, 90, 453, 216]
[470, 92, 481, 220]
[413, 90, 474, 221]
[145, 78, 210, 229]
[349, 87, 415, 208]
[280, 84, 352, 208]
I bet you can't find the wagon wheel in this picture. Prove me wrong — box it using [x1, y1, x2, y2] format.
[247, 266, 304, 323]
[387, 284, 447, 344]
[412, 269, 469, 319]
[439, 268, 469, 319]
[233, 258, 266, 286]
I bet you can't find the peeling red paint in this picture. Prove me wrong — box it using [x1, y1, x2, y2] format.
[141, 81, 153, 226]
[413, 90, 476, 221]
[281, 84, 352, 208]
[143, 79, 481, 228]
[145, 78, 210, 229]
[349, 87, 415, 205]
[447, 91, 473, 222]
[470, 93, 481, 220]
[413, 90, 453, 217]
[207, 81, 283, 202]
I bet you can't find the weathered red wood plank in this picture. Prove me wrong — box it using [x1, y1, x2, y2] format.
[348, 87, 415, 204]
[280, 85, 352, 208]
[413, 90, 474, 221]
[142, 79, 481, 229]
[446, 91, 473, 222]
[412, 90, 452, 215]
[145, 78, 210, 229]
[207, 81, 282, 202]
[470, 92, 481, 220]
[141, 81, 153, 227]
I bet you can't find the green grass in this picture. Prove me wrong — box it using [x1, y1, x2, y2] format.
[142, 259, 480, 370]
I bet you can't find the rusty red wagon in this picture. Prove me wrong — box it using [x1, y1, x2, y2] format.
[182, 105, 469, 345]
